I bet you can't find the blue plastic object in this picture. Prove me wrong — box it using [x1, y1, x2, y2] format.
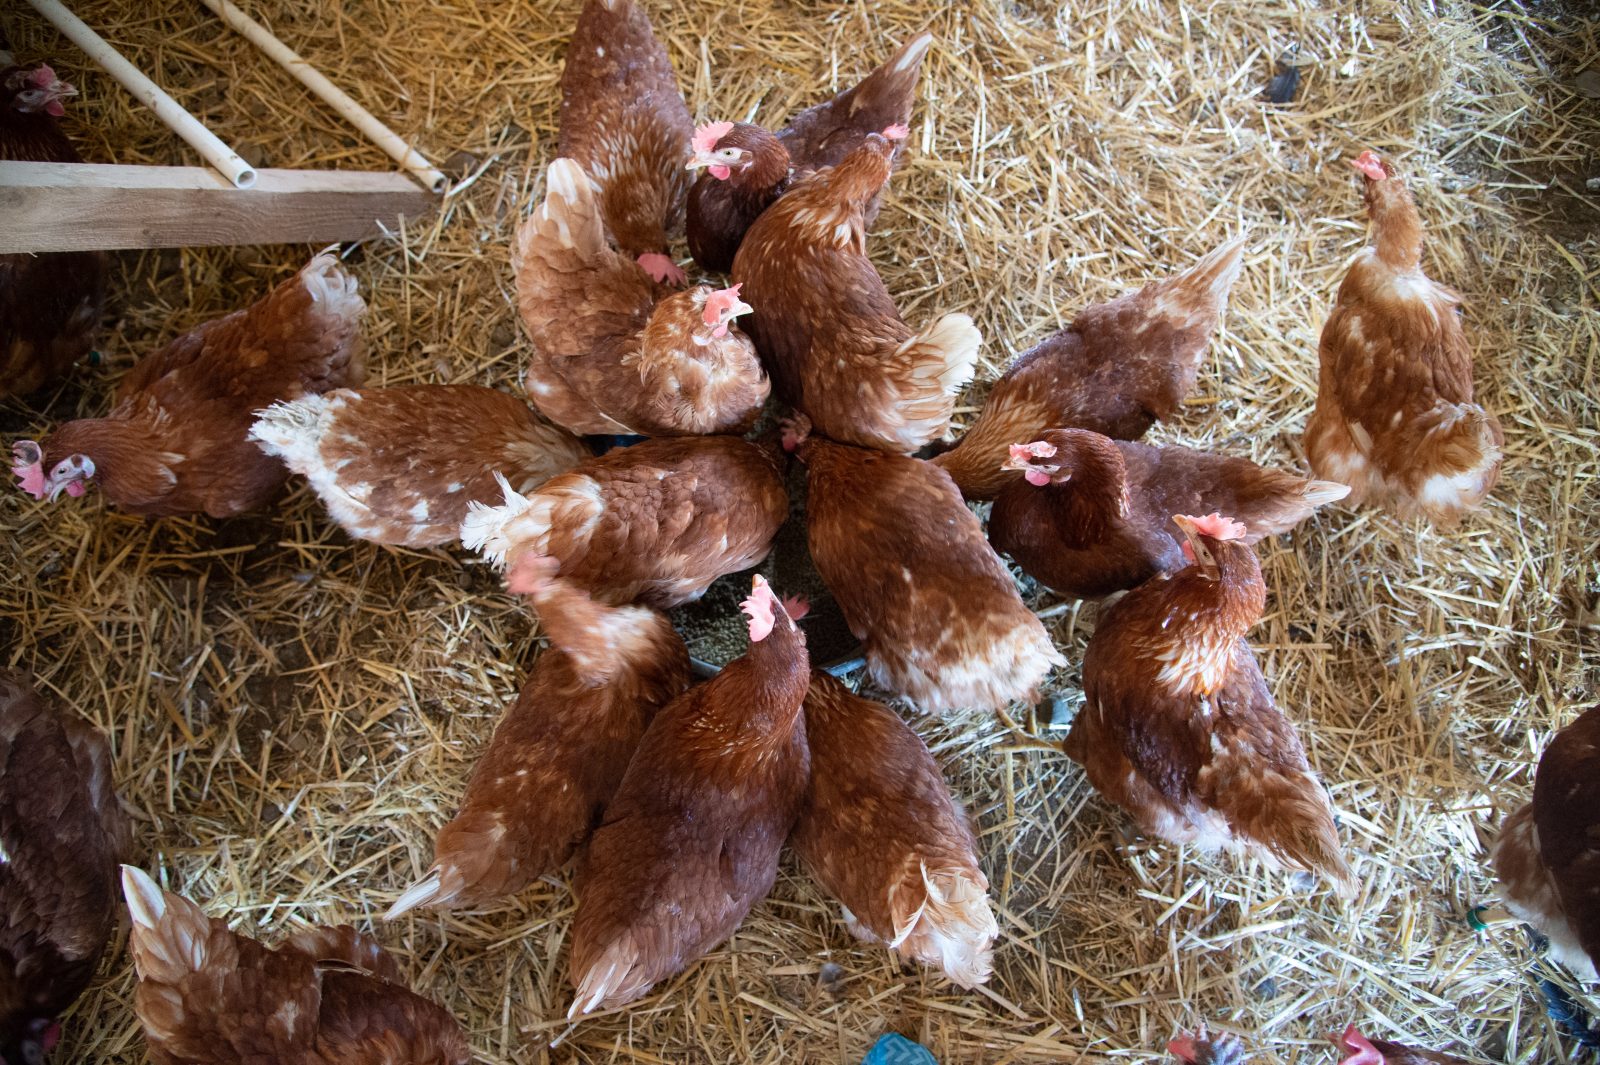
[862, 1033, 938, 1065]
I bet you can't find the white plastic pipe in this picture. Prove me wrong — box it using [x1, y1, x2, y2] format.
[195, 0, 446, 194]
[23, 0, 257, 188]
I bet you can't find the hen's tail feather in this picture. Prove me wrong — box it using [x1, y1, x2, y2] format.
[1302, 479, 1352, 507]
[514, 158, 609, 274]
[248, 393, 341, 469]
[282, 925, 403, 983]
[888, 861, 998, 988]
[834, 30, 934, 129]
[296, 251, 366, 325]
[903, 313, 981, 396]
[459, 471, 540, 563]
[569, 937, 645, 1018]
[122, 866, 213, 983]
[1242, 772, 1357, 898]
[386, 868, 448, 920]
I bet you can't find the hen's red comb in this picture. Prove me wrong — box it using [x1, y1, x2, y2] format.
[702, 283, 746, 327]
[741, 574, 778, 641]
[1008, 441, 1057, 462]
[1350, 150, 1386, 181]
[1179, 513, 1248, 541]
[692, 120, 734, 154]
[1332, 1025, 1385, 1065]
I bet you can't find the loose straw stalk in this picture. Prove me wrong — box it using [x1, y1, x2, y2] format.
[23, 0, 257, 187]
[195, 0, 447, 194]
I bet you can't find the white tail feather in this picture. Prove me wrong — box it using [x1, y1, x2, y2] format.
[568, 938, 641, 1018]
[892, 863, 998, 988]
[459, 471, 538, 563]
[385, 868, 445, 920]
[248, 393, 341, 469]
[514, 158, 608, 274]
[905, 313, 980, 395]
[297, 251, 366, 324]
[1302, 479, 1352, 507]
[122, 865, 210, 979]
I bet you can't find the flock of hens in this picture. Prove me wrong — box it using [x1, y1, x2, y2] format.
[0, 2, 1594, 1064]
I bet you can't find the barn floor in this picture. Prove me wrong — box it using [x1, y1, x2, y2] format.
[2, 0, 1596, 1062]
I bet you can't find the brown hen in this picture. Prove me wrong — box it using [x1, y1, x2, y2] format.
[733, 136, 979, 453]
[1491, 702, 1600, 981]
[122, 866, 468, 1065]
[12, 251, 364, 517]
[686, 31, 934, 272]
[791, 671, 997, 987]
[1333, 1025, 1474, 1065]
[0, 672, 129, 1065]
[800, 433, 1062, 713]
[1303, 151, 1502, 525]
[568, 576, 810, 1015]
[386, 578, 690, 916]
[557, 0, 692, 284]
[1067, 513, 1354, 894]
[250, 384, 589, 546]
[460, 434, 788, 608]
[0, 51, 107, 400]
[514, 158, 769, 436]
[934, 237, 1246, 499]
[990, 428, 1349, 599]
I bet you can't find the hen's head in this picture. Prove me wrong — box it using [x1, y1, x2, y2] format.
[1172, 512, 1248, 574]
[1348, 149, 1413, 217]
[1168, 1025, 1248, 1065]
[686, 120, 752, 181]
[0, 1017, 63, 1065]
[1331, 1026, 1385, 1065]
[699, 283, 753, 339]
[11, 440, 93, 503]
[1004, 439, 1061, 486]
[5, 64, 76, 117]
[740, 574, 805, 644]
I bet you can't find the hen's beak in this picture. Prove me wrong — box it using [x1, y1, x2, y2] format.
[685, 151, 719, 171]
[724, 298, 754, 321]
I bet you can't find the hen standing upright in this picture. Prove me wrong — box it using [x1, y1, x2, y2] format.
[386, 577, 691, 916]
[1491, 702, 1600, 981]
[734, 135, 979, 453]
[933, 237, 1246, 500]
[685, 31, 934, 272]
[791, 671, 997, 987]
[121, 867, 468, 1065]
[0, 47, 107, 400]
[800, 433, 1062, 713]
[1304, 151, 1502, 524]
[0, 673, 129, 1065]
[558, 0, 693, 285]
[990, 427, 1349, 599]
[514, 157, 769, 436]
[567, 576, 810, 1016]
[1066, 513, 1355, 894]
[11, 251, 364, 517]
[250, 384, 590, 546]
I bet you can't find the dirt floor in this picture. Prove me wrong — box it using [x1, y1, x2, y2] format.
[1, 0, 1596, 1062]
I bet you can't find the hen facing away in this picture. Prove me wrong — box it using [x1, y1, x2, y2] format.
[686, 31, 933, 272]
[514, 158, 769, 437]
[934, 236, 1246, 499]
[122, 867, 468, 1065]
[557, 0, 692, 284]
[250, 384, 589, 547]
[991, 428, 1348, 599]
[0, 673, 129, 1065]
[799, 433, 1062, 713]
[460, 433, 788, 609]
[733, 136, 978, 453]
[1, 52, 107, 400]
[1066, 514, 1355, 895]
[791, 671, 996, 987]
[387, 578, 690, 916]
[1491, 702, 1600, 981]
[1304, 151, 1501, 524]
[568, 576, 810, 1016]
[12, 251, 364, 517]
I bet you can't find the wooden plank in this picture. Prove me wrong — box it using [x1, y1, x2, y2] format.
[0, 162, 438, 252]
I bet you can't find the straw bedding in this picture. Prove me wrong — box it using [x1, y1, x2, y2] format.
[2, 0, 1596, 1061]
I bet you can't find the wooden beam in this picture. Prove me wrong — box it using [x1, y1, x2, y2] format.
[0, 162, 438, 252]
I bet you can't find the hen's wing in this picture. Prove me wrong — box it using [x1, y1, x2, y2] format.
[513, 158, 655, 435]
[557, 0, 692, 257]
[283, 925, 405, 984]
[1123, 442, 1348, 544]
